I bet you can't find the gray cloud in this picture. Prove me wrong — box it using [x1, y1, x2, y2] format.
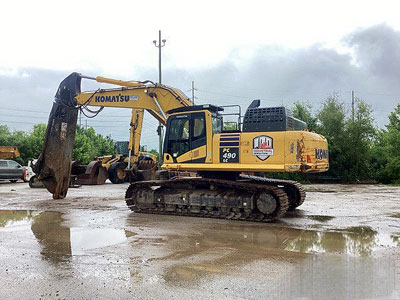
[345, 24, 400, 85]
[1, 24, 399, 150]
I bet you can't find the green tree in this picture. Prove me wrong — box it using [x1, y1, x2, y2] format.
[316, 95, 375, 181]
[342, 99, 376, 180]
[0, 124, 114, 166]
[291, 101, 318, 132]
[317, 94, 347, 180]
[27, 124, 47, 161]
[371, 103, 400, 183]
[0, 125, 12, 145]
[148, 149, 159, 156]
[6, 130, 31, 165]
[72, 126, 114, 164]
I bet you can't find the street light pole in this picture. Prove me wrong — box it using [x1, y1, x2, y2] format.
[153, 30, 166, 166]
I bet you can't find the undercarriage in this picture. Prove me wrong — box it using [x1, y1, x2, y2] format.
[125, 174, 305, 222]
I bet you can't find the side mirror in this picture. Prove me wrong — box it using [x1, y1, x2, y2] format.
[17, 165, 22, 168]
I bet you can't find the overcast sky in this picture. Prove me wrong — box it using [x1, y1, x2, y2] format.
[1, 0, 400, 150]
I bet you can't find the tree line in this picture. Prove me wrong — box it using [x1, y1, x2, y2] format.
[0, 124, 114, 165]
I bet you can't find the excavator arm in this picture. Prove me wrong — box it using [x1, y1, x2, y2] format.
[34, 72, 192, 199]
[76, 74, 192, 123]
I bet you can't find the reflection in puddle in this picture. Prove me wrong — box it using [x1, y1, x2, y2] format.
[284, 226, 398, 256]
[0, 210, 130, 264]
[306, 215, 335, 222]
[155, 223, 399, 285]
[70, 228, 127, 255]
[389, 213, 400, 218]
[160, 224, 397, 258]
[392, 234, 400, 246]
[0, 209, 34, 228]
[286, 255, 397, 300]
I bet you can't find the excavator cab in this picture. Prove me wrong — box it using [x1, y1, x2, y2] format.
[163, 105, 221, 164]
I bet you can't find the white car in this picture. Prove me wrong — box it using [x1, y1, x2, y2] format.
[24, 159, 36, 182]
[25, 159, 44, 188]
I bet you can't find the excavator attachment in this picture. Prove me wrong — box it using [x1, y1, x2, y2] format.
[33, 73, 81, 199]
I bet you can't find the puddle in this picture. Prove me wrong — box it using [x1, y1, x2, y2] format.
[392, 235, 400, 245]
[389, 213, 400, 218]
[154, 222, 399, 286]
[309, 190, 338, 193]
[0, 210, 133, 262]
[306, 215, 335, 222]
[0, 210, 398, 298]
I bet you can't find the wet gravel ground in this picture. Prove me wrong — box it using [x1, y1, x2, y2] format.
[0, 181, 399, 300]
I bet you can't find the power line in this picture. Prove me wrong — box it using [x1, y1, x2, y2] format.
[0, 120, 43, 125]
[0, 107, 50, 114]
[0, 114, 48, 120]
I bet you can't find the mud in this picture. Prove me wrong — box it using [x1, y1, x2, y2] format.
[0, 182, 399, 299]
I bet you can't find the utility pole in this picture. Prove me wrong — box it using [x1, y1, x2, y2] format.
[153, 30, 167, 166]
[191, 81, 196, 105]
[352, 90, 355, 122]
[153, 30, 166, 165]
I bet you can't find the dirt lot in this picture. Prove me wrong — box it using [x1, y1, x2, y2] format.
[0, 181, 399, 299]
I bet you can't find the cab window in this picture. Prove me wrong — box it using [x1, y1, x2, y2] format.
[166, 117, 190, 158]
[192, 115, 206, 149]
[212, 117, 222, 134]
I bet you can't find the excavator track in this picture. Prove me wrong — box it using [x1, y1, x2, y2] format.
[125, 176, 291, 222]
[239, 175, 306, 211]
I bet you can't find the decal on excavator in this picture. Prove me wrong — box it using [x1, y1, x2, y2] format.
[219, 134, 239, 147]
[220, 147, 239, 163]
[60, 122, 67, 141]
[95, 95, 138, 103]
[252, 135, 274, 161]
[315, 148, 328, 160]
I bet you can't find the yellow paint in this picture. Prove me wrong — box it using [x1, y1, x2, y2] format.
[164, 123, 329, 173]
[0, 146, 20, 159]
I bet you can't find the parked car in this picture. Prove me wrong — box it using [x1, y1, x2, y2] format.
[25, 159, 44, 187]
[25, 159, 36, 182]
[0, 160, 26, 182]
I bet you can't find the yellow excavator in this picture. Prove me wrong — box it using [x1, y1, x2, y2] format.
[71, 141, 157, 186]
[0, 146, 20, 159]
[96, 146, 157, 184]
[34, 72, 329, 221]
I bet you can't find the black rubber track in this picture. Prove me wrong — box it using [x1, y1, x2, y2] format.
[239, 175, 306, 211]
[125, 176, 291, 222]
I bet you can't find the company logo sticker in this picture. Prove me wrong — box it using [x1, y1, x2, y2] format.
[94, 94, 138, 103]
[252, 135, 274, 161]
[315, 148, 328, 160]
[60, 122, 67, 140]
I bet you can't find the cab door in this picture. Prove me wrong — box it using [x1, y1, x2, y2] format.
[190, 112, 207, 163]
[164, 114, 191, 163]
[163, 112, 207, 163]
